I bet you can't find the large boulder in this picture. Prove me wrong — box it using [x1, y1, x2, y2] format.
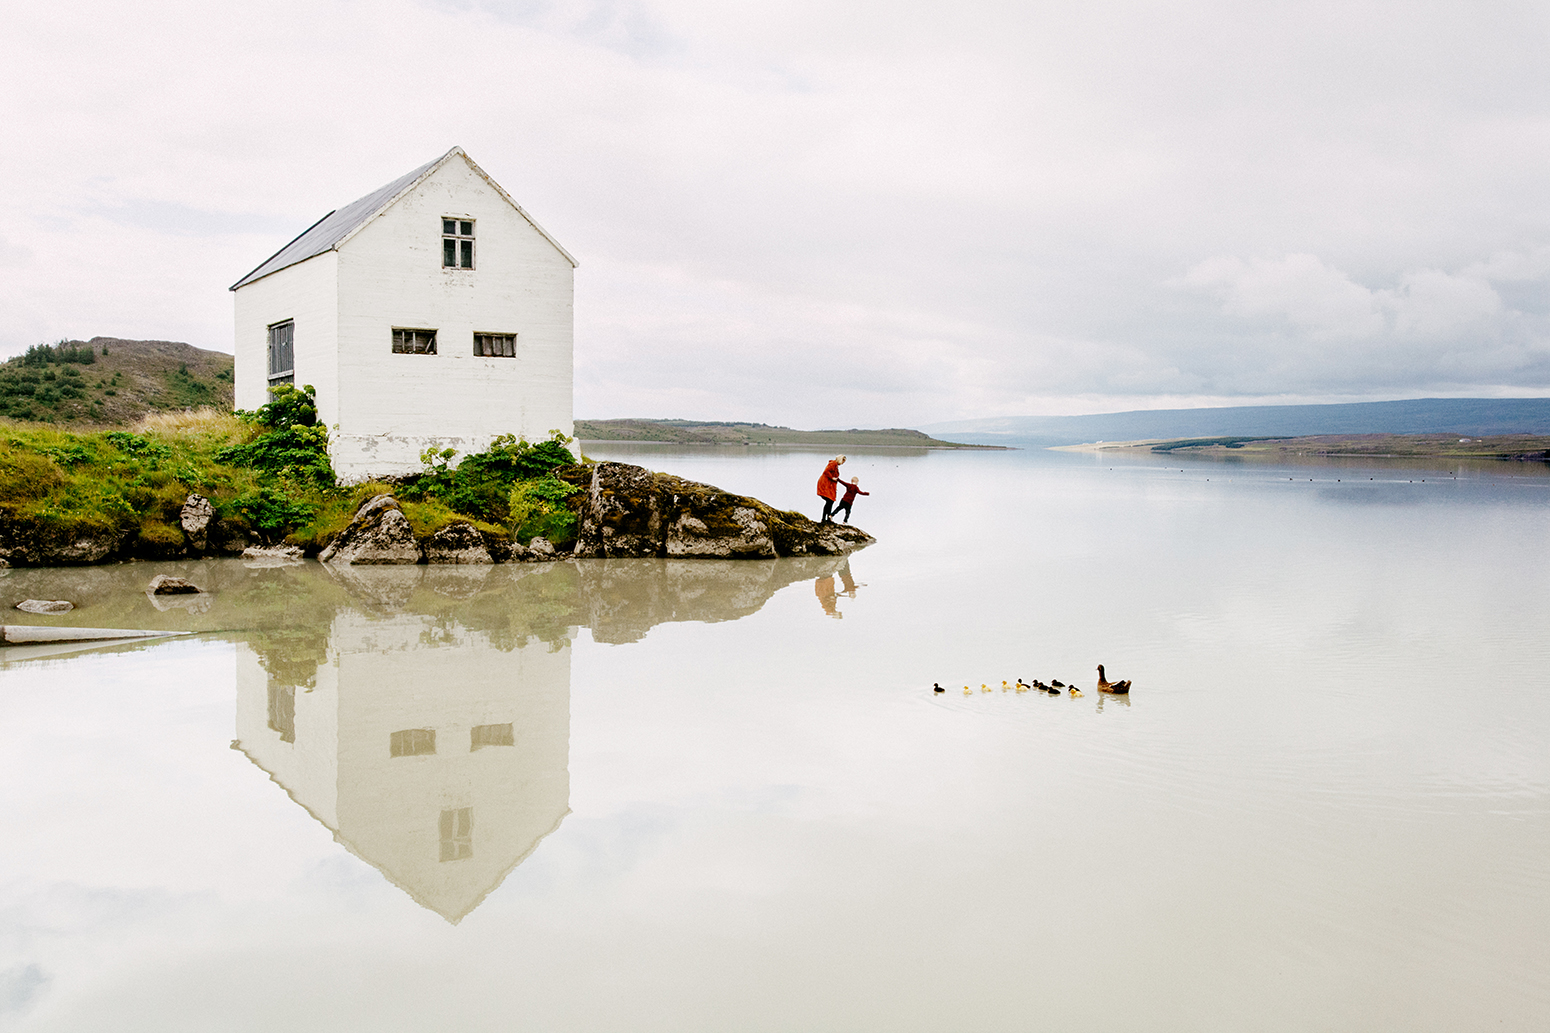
[319, 495, 421, 565]
[180, 494, 214, 552]
[423, 521, 493, 564]
[570, 462, 874, 560]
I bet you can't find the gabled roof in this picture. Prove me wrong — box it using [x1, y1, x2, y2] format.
[229, 147, 577, 290]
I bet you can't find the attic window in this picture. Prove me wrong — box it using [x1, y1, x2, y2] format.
[392, 328, 438, 355]
[439, 807, 473, 862]
[474, 333, 515, 358]
[267, 320, 294, 384]
[442, 218, 474, 269]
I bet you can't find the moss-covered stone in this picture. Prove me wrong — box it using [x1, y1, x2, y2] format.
[571, 462, 874, 560]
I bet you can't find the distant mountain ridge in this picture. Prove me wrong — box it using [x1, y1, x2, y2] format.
[920, 398, 1550, 445]
[576, 418, 992, 448]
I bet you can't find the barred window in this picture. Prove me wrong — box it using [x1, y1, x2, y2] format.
[392, 328, 437, 355]
[267, 320, 294, 384]
[474, 333, 516, 358]
[442, 218, 474, 269]
[471, 723, 514, 750]
[389, 728, 436, 757]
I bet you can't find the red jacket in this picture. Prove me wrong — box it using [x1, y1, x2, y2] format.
[817, 460, 842, 500]
[840, 482, 869, 503]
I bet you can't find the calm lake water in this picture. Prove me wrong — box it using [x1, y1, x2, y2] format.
[1, 444, 1547, 1031]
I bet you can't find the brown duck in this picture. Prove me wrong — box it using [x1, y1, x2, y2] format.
[1096, 664, 1131, 694]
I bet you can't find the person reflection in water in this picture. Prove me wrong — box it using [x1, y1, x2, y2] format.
[817, 455, 846, 523]
[816, 561, 862, 618]
[837, 560, 863, 598]
[815, 574, 842, 618]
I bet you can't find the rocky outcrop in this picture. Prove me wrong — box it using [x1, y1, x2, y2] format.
[423, 522, 493, 564]
[570, 462, 874, 560]
[180, 495, 213, 552]
[319, 495, 420, 565]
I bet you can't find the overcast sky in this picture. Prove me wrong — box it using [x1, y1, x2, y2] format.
[4, 0, 1550, 426]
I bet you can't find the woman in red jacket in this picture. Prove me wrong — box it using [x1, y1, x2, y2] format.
[816, 455, 846, 523]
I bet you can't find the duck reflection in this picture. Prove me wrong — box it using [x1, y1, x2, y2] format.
[229, 555, 849, 921]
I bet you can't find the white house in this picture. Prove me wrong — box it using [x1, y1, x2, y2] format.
[231, 147, 576, 481]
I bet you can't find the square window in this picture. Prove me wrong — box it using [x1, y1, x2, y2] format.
[389, 728, 436, 757]
[473, 333, 516, 358]
[392, 328, 438, 355]
[442, 218, 474, 269]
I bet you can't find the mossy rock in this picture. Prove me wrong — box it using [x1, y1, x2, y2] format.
[570, 462, 874, 560]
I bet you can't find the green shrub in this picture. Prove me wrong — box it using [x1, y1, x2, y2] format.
[507, 473, 580, 544]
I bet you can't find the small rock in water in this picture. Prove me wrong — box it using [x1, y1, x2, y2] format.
[242, 544, 304, 566]
[147, 575, 203, 595]
[15, 599, 74, 614]
[527, 537, 557, 560]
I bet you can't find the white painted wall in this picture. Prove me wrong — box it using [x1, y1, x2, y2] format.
[234, 642, 341, 831]
[334, 156, 574, 480]
[233, 151, 574, 482]
[232, 253, 340, 429]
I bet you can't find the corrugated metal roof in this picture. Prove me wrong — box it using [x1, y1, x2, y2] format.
[229, 155, 443, 290]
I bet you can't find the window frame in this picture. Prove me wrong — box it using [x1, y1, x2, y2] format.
[392, 328, 438, 355]
[442, 217, 475, 270]
[473, 332, 517, 358]
[267, 320, 295, 385]
[390, 728, 437, 757]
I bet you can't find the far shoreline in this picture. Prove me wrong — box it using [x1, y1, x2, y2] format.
[1052, 433, 1550, 463]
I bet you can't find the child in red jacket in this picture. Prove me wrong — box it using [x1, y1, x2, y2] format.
[835, 477, 868, 523]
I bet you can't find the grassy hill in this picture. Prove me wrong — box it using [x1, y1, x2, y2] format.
[0, 338, 234, 425]
[576, 418, 994, 448]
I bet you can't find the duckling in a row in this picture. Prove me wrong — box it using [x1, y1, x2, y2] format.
[933, 683, 945, 694]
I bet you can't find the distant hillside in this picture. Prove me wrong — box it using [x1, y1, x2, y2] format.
[920, 398, 1550, 445]
[576, 418, 994, 449]
[0, 338, 234, 425]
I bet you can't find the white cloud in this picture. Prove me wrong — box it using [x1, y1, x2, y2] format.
[4, 0, 1550, 423]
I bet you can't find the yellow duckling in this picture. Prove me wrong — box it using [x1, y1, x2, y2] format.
[981, 683, 991, 693]
[1001, 680, 1011, 692]
[1068, 686, 1084, 698]
[963, 685, 972, 696]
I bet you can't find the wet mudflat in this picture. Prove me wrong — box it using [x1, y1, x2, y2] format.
[1, 445, 1547, 1031]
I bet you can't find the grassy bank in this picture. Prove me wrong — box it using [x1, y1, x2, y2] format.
[0, 386, 583, 564]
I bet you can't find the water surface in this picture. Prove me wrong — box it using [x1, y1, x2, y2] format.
[1, 446, 1546, 1030]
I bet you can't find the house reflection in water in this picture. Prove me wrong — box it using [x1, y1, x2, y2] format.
[225, 554, 857, 922]
[233, 581, 570, 924]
